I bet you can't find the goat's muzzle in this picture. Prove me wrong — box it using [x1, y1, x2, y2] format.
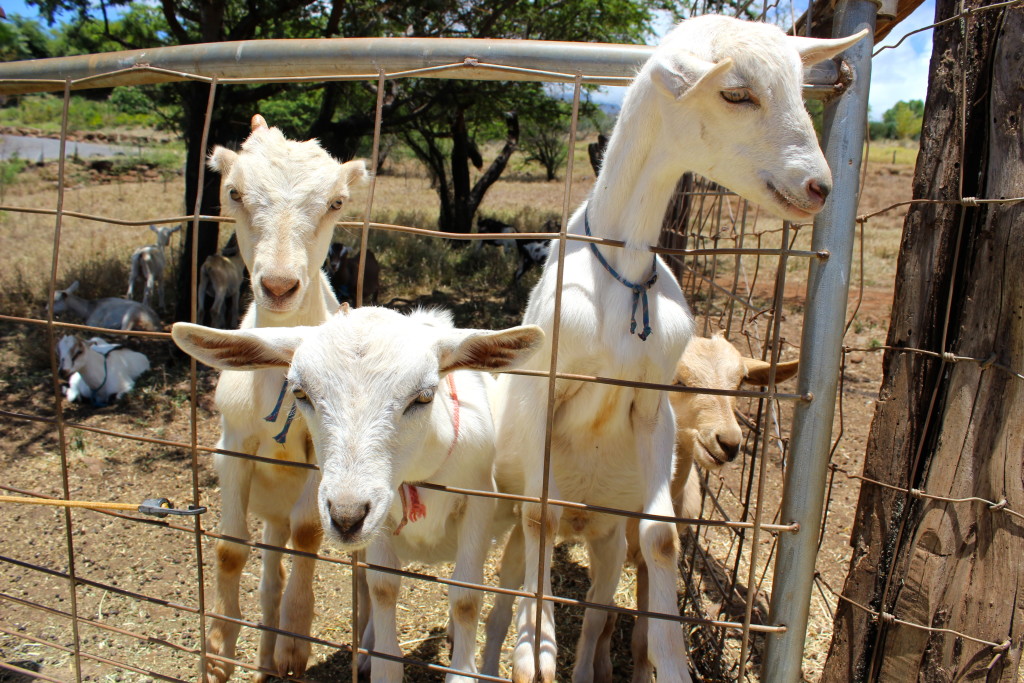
[259, 275, 301, 309]
[326, 498, 372, 544]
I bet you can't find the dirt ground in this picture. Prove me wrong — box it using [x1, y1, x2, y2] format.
[0, 155, 913, 682]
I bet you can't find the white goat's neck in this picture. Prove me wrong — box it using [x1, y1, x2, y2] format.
[76, 346, 108, 390]
[585, 81, 690, 281]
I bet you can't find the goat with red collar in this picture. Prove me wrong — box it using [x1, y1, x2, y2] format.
[173, 305, 543, 683]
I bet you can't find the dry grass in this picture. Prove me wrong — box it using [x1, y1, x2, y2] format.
[0, 135, 916, 682]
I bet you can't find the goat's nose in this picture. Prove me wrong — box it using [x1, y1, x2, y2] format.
[327, 499, 371, 539]
[716, 434, 741, 462]
[260, 275, 300, 299]
[807, 179, 831, 206]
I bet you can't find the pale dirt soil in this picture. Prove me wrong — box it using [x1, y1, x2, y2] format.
[0, 148, 914, 682]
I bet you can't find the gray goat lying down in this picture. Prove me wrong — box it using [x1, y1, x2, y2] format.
[52, 281, 161, 331]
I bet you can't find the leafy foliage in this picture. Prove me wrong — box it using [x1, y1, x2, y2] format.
[870, 99, 925, 140]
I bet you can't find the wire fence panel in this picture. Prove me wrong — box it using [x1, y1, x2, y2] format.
[6, 3, 1011, 680]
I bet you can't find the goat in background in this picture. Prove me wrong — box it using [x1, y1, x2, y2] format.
[56, 335, 150, 407]
[127, 224, 180, 309]
[197, 233, 247, 329]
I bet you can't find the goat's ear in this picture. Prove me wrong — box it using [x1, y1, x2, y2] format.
[251, 114, 269, 131]
[208, 146, 237, 175]
[340, 159, 369, 187]
[788, 29, 869, 66]
[66, 281, 80, 294]
[438, 325, 544, 374]
[171, 322, 303, 371]
[651, 54, 734, 101]
[743, 357, 800, 386]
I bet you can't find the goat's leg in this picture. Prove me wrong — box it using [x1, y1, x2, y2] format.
[356, 570, 374, 679]
[482, 522, 525, 675]
[630, 550, 654, 683]
[254, 518, 290, 682]
[366, 540, 403, 683]
[275, 471, 321, 677]
[211, 291, 227, 330]
[205, 455, 253, 683]
[636, 398, 691, 683]
[127, 254, 140, 300]
[572, 520, 627, 683]
[446, 491, 493, 682]
[512, 482, 561, 683]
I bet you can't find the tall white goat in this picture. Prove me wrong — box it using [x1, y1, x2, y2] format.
[56, 335, 150, 406]
[200, 114, 366, 681]
[173, 307, 543, 682]
[52, 281, 161, 331]
[127, 224, 180, 309]
[197, 234, 246, 329]
[490, 16, 865, 682]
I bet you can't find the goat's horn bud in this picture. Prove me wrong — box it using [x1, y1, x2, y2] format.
[338, 302, 351, 315]
[251, 114, 268, 131]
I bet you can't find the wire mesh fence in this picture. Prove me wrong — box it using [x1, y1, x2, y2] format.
[2, 2, 1018, 681]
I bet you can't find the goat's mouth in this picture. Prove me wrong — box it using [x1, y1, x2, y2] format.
[765, 181, 814, 221]
[693, 441, 728, 470]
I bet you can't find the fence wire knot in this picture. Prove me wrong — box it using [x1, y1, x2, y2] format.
[961, 196, 980, 206]
[981, 353, 997, 369]
[909, 488, 924, 499]
[879, 611, 896, 625]
[942, 352, 958, 363]
[988, 498, 1008, 512]
[463, 57, 479, 67]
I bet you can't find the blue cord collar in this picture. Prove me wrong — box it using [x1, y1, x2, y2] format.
[584, 208, 658, 341]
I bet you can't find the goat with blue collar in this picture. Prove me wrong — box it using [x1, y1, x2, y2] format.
[56, 335, 150, 407]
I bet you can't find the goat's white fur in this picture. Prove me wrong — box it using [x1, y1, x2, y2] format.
[172, 307, 544, 682]
[487, 16, 865, 682]
[57, 335, 150, 405]
[197, 239, 246, 329]
[51, 280, 161, 331]
[127, 224, 180, 308]
[198, 114, 367, 682]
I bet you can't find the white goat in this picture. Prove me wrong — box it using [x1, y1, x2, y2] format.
[172, 307, 543, 682]
[56, 335, 150, 406]
[489, 16, 865, 682]
[127, 224, 180, 309]
[52, 281, 161, 331]
[197, 234, 246, 329]
[200, 114, 366, 682]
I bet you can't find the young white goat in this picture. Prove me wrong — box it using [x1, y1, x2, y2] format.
[172, 306, 544, 682]
[490, 16, 865, 682]
[199, 114, 366, 681]
[127, 224, 180, 309]
[619, 335, 798, 683]
[481, 335, 799, 678]
[56, 335, 150, 406]
[197, 234, 246, 329]
[52, 281, 161, 331]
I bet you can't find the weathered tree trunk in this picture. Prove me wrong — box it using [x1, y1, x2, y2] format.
[821, 3, 1023, 681]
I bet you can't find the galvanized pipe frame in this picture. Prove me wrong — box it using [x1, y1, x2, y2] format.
[761, 0, 878, 679]
[0, 37, 845, 97]
[0, 31, 864, 683]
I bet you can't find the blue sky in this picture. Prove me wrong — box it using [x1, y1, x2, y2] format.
[3, 0, 933, 120]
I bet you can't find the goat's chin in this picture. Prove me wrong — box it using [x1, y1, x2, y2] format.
[692, 441, 728, 471]
[761, 182, 821, 222]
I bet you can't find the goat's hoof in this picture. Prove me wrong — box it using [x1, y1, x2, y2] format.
[203, 661, 232, 683]
[512, 644, 554, 683]
[273, 636, 311, 678]
[356, 651, 371, 680]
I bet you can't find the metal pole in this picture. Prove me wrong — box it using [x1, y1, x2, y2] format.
[761, 1, 878, 680]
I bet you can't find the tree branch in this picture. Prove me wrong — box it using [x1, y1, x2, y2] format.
[469, 111, 519, 208]
[160, 0, 190, 43]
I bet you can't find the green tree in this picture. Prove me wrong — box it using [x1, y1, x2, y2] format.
[882, 99, 924, 139]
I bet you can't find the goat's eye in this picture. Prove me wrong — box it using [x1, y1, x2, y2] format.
[720, 89, 756, 105]
[329, 198, 345, 211]
[228, 188, 242, 202]
[415, 389, 434, 404]
[293, 388, 308, 402]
